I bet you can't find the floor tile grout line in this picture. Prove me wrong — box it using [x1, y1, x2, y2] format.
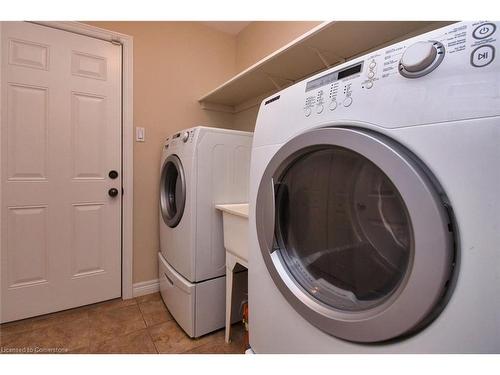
[138, 301, 158, 354]
[87, 302, 148, 350]
[144, 321, 159, 353]
[151, 340, 161, 354]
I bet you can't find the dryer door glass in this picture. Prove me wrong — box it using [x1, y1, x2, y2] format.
[160, 154, 186, 228]
[274, 146, 411, 311]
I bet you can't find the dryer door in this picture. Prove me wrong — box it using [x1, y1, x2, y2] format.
[256, 127, 455, 343]
[160, 154, 186, 228]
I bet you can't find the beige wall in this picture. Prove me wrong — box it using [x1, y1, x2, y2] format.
[84, 21, 320, 284]
[85, 22, 237, 283]
[235, 21, 322, 73]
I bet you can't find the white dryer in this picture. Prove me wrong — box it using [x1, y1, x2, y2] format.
[159, 126, 252, 337]
[249, 21, 500, 352]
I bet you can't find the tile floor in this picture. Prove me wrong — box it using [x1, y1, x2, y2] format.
[0, 292, 246, 354]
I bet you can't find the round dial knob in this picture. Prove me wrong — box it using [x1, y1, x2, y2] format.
[399, 41, 445, 78]
[181, 131, 189, 143]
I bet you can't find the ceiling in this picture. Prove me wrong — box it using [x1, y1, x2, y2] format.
[201, 21, 251, 35]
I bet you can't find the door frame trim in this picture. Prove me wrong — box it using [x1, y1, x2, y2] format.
[0, 21, 134, 301]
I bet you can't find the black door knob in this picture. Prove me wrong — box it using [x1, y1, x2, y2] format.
[108, 188, 119, 197]
[109, 170, 119, 179]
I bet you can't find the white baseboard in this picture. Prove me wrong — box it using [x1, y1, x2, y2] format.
[132, 278, 160, 297]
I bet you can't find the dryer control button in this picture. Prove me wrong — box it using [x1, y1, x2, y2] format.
[473, 23, 496, 40]
[366, 81, 374, 89]
[329, 100, 338, 111]
[316, 104, 324, 114]
[343, 97, 353, 107]
[304, 107, 312, 117]
[367, 71, 375, 79]
[471, 45, 495, 67]
[369, 61, 376, 69]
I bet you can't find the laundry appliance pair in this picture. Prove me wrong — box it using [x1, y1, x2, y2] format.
[159, 126, 252, 338]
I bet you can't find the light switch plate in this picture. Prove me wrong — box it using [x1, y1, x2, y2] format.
[136, 127, 145, 142]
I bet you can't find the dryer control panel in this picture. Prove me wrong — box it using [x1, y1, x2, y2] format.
[294, 21, 500, 130]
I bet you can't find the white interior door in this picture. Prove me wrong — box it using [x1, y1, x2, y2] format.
[1, 22, 122, 323]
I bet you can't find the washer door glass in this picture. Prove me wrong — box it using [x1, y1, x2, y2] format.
[160, 154, 186, 228]
[275, 146, 411, 311]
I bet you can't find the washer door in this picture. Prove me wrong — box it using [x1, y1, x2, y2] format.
[256, 127, 455, 343]
[160, 154, 186, 228]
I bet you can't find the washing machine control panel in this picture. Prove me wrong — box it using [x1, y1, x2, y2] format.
[299, 21, 500, 127]
[164, 128, 196, 150]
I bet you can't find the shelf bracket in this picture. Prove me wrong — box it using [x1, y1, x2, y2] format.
[308, 46, 346, 68]
[266, 74, 283, 90]
[265, 74, 294, 90]
[199, 101, 235, 113]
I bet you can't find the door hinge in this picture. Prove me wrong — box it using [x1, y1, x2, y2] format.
[111, 39, 122, 46]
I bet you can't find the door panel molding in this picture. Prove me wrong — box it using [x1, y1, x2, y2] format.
[71, 202, 105, 278]
[9, 38, 50, 71]
[7, 205, 49, 288]
[7, 83, 48, 181]
[71, 91, 107, 180]
[71, 50, 107, 81]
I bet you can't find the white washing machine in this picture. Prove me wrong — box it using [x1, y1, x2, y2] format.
[159, 126, 253, 337]
[249, 21, 500, 353]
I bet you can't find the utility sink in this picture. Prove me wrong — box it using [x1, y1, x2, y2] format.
[215, 203, 249, 263]
[215, 203, 249, 343]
